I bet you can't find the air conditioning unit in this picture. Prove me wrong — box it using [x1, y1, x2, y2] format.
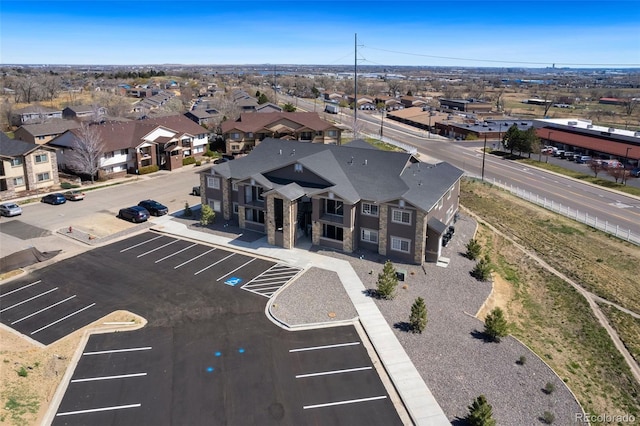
[608, 128, 615, 133]
[568, 121, 578, 126]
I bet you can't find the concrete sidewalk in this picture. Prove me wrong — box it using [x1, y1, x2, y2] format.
[151, 217, 449, 426]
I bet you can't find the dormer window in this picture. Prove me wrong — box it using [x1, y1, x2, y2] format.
[294, 163, 303, 173]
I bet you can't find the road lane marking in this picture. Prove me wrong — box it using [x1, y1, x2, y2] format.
[303, 395, 387, 409]
[137, 239, 179, 257]
[174, 248, 216, 269]
[216, 258, 256, 281]
[0, 287, 58, 313]
[11, 295, 76, 325]
[194, 253, 235, 275]
[56, 403, 141, 416]
[83, 346, 152, 356]
[0, 280, 41, 298]
[289, 342, 360, 352]
[155, 243, 197, 263]
[120, 235, 163, 252]
[71, 372, 147, 383]
[296, 366, 372, 378]
[31, 303, 96, 335]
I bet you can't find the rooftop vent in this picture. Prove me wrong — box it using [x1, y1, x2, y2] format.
[586, 124, 593, 129]
[363, 159, 368, 165]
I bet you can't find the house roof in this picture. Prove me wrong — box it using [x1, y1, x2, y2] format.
[204, 138, 463, 212]
[63, 105, 103, 114]
[0, 133, 54, 158]
[57, 114, 209, 152]
[16, 119, 81, 137]
[221, 112, 337, 134]
[14, 105, 61, 114]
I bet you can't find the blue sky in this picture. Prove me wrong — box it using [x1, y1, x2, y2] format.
[1, 1, 639, 68]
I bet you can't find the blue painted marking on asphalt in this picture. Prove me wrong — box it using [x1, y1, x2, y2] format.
[224, 277, 242, 286]
[215, 351, 222, 357]
[206, 367, 214, 373]
[238, 348, 245, 353]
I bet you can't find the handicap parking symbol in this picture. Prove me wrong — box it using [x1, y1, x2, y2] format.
[224, 277, 242, 286]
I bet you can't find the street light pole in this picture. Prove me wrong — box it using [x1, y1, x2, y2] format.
[379, 109, 384, 139]
[546, 130, 553, 163]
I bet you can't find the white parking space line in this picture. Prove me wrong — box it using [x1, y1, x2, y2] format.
[0, 287, 58, 313]
[56, 403, 141, 417]
[83, 346, 152, 356]
[71, 372, 147, 383]
[0, 280, 41, 298]
[194, 253, 235, 275]
[174, 248, 216, 269]
[296, 366, 372, 378]
[216, 258, 256, 281]
[31, 303, 96, 335]
[119, 236, 163, 252]
[155, 243, 197, 263]
[289, 342, 361, 353]
[136, 239, 179, 258]
[303, 395, 387, 410]
[11, 295, 76, 325]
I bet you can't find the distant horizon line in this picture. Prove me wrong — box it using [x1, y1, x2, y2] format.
[2, 63, 640, 71]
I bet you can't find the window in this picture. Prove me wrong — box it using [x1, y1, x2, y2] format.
[194, 146, 204, 153]
[437, 198, 444, 210]
[232, 182, 238, 191]
[327, 130, 337, 137]
[120, 149, 129, 155]
[10, 158, 23, 167]
[207, 176, 220, 189]
[247, 132, 254, 138]
[245, 208, 265, 223]
[294, 163, 303, 173]
[208, 199, 221, 212]
[392, 209, 411, 225]
[232, 202, 239, 214]
[322, 224, 343, 241]
[231, 144, 240, 151]
[231, 132, 241, 140]
[361, 203, 378, 217]
[390, 236, 411, 253]
[12, 176, 24, 186]
[447, 187, 453, 199]
[325, 199, 343, 216]
[36, 172, 50, 182]
[361, 228, 378, 243]
[34, 154, 48, 163]
[104, 151, 113, 159]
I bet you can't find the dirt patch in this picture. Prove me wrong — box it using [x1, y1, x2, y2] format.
[69, 212, 133, 238]
[0, 311, 146, 426]
[475, 273, 514, 320]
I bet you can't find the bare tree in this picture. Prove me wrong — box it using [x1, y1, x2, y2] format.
[0, 99, 12, 131]
[351, 117, 366, 140]
[16, 76, 41, 104]
[606, 166, 626, 183]
[589, 161, 604, 177]
[66, 123, 105, 183]
[40, 75, 61, 102]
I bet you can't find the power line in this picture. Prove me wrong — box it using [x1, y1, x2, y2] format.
[362, 45, 640, 67]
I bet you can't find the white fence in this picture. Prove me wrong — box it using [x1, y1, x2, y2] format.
[488, 178, 640, 246]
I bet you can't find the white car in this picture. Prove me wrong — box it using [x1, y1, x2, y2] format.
[0, 202, 22, 217]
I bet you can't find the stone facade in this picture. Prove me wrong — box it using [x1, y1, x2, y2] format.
[238, 205, 246, 229]
[413, 210, 427, 264]
[222, 180, 231, 220]
[378, 205, 388, 256]
[266, 194, 275, 246]
[312, 220, 322, 246]
[282, 198, 293, 249]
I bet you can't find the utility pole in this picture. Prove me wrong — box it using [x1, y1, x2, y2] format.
[354, 33, 358, 138]
[623, 147, 631, 185]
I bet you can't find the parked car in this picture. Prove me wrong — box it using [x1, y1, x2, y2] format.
[629, 167, 640, 178]
[63, 190, 85, 201]
[0, 202, 22, 217]
[138, 199, 168, 216]
[553, 150, 565, 158]
[213, 157, 229, 164]
[41, 193, 66, 205]
[118, 206, 150, 223]
[576, 155, 592, 164]
[192, 186, 201, 196]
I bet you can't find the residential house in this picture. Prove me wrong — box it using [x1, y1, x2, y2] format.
[185, 109, 219, 127]
[256, 103, 283, 113]
[221, 112, 342, 155]
[374, 95, 403, 111]
[0, 133, 60, 200]
[346, 95, 376, 110]
[62, 105, 108, 121]
[10, 105, 63, 126]
[51, 114, 210, 178]
[400, 96, 428, 109]
[197, 138, 463, 264]
[14, 119, 81, 145]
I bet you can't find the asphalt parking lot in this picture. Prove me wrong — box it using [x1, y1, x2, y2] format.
[1, 232, 402, 425]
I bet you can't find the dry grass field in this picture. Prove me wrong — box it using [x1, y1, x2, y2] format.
[460, 178, 640, 422]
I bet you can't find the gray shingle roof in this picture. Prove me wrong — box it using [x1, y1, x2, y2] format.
[204, 138, 463, 212]
[17, 119, 80, 136]
[0, 133, 42, 157]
